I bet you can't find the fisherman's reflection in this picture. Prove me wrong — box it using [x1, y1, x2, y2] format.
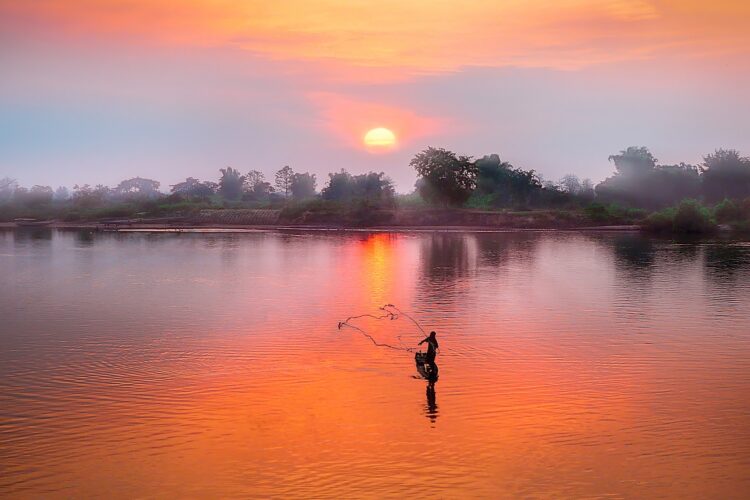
[415, 334, 439, 424]
[425, 379, 438, 424]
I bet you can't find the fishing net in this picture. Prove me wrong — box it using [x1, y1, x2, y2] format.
[337, 304, 428, 353]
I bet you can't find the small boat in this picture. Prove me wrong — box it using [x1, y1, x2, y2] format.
[13, 218, 53, 227]
[415, 352, 438, 382]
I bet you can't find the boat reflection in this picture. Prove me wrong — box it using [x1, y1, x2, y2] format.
[425, 380, 438, 424]
[415, 352, 439, 424]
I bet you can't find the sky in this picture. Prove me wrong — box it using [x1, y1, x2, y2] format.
[1, 0, 749, 192]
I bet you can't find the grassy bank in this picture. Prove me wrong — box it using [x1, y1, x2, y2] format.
[4, 193, 750, 234]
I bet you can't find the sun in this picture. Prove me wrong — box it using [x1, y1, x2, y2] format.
[363, 127, 396, 149]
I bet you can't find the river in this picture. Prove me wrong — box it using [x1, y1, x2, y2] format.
[1, 228, 749, 497]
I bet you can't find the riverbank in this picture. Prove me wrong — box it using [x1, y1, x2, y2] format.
[0, 207, 644, 232]
[0, 221, 642, 232]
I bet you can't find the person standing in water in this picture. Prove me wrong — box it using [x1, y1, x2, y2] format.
[418, 331, 439, 373]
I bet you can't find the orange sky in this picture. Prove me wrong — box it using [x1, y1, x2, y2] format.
[5, 0, 749, 74]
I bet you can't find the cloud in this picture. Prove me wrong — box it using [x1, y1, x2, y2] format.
[3, 1, 748, 80]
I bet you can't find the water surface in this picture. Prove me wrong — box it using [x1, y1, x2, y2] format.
[2, 229, 750, 498]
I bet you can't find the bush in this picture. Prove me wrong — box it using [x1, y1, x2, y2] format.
[347, 199, 393, 227]
[644, 199, 716, 234]
[713, 198, 744, 223]
[279, 199, 340, 222]
[464, 193, 495, 209]
[584, 203, 610, 222]
[395, 192, 428, 208]
[672, 199, 716, 233]
[89, 204, 137, 219]
[643, 208, 676, 233]
[584, 203, 646, 224]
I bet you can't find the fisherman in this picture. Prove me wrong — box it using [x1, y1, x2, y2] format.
[418, 331, 439, 373]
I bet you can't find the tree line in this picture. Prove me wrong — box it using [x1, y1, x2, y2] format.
[410, 146, 750, 209]
[2, 145, 749, 229]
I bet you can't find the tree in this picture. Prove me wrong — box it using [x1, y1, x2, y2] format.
[608, 146, 657, 176]
[73, 184, 111, 208]
[290, 172, 317, 199]
[596, 147, 700, 208]
[321, 170, 395, 205]
[321, 170, 354, 201]
[245, 170, 265, 190]
[53, 186, 70, 201]
[0, 177, 17, 203]
[410, 147, 477, 206]
[170, 177, 216, 199]
[700, 149, 750, 202]
[218, 167, 245, 200]
[579, 178, 595, 202]
[354, 172, 395, 205]
[12, 185, 54, 208]
[275, 165, 294, 198]
[559, 174, 582, 194]
[474, 153, 542, 207]
[243, 170, 274, 201]
[114, 177, 161, 199]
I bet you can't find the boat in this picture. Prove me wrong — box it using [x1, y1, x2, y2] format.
[415, 352, 439, 382]
[13, 218, 53, 227]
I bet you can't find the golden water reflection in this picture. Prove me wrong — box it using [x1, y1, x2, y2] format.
[1, 230, 749, 497]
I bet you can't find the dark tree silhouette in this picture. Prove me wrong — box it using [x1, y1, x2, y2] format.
[242, 170, 273, 201]
[321, 170, 395, 205]
[608, 147, 657, 176]
[114, 177, 161, 199]
[411, 147, 477, 207]
[474, 154, 542, 207]
[275, 165, 294, 198]
[596, 147, 701, 208]
[170, 177, 217, 199]
[700, 149, 750, 202]
[290, 172, 317, 199]
[218, 167, 245, 200]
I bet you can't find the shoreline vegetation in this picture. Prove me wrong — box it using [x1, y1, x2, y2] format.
[2, 146, 750, 235]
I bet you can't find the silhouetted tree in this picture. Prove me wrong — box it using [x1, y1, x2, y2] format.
[411, 147, 477, 207]
[242, 170, 273, 201]
[474, 153, 542, 207]
[596, 147, 700, 208]
[218, 167, 245, 200]
[290, 172, 317, 199]
[321, 170, 395, 206]
[170, 177, 216, 199]
[275, 165, 294, 198]
[114, 177, 161, 199]
[322, 170, 354, 200]
[608, 147, 657, 176]
[700, 149, 750, 202]
[245, 170, 265, 190]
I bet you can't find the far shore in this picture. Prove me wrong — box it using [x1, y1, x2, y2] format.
[1, 220, 641, 232]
